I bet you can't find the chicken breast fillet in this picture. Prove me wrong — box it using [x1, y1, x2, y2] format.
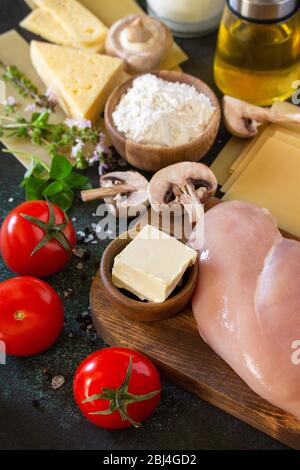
[189, 200, 300, 418]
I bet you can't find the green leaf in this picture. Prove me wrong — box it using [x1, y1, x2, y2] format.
[23, 158, 49, 182]
[51, 188, 74, 211]
[33, 110, 50, 126]
[43, 180, 64, 196]
[50, 154, 72, 180]
[64, 172, 91, 189]
[23, 177, 48, 201]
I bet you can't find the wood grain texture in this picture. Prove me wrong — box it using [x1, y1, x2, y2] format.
[90, 199, 300, 449]
[105, 71, 221, 173]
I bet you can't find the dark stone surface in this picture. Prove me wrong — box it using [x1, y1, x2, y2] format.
[0, 0, 287, 450]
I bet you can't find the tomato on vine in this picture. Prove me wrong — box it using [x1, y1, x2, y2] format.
[73, 348, 161, 429]
[0, 199, 76, 277]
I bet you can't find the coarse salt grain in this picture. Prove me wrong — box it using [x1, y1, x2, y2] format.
[112, 74, 215, 148]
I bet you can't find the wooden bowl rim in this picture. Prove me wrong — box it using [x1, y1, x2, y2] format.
[105, 70, 221, 154]
[100, 233, 199, 313]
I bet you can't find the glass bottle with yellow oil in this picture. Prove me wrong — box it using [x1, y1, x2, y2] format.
[214, 0, 300, 105]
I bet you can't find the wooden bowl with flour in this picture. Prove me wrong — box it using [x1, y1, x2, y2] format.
[105, 71, 221, 173]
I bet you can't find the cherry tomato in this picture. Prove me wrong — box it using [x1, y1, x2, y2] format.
[73, 348, 161, 429]
[0, 200, 76, 277]
[0, 276, 64, 356]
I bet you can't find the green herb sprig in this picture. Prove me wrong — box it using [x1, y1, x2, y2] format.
[0, 110, 104, 169]
[0, 61, 56, 111]
[2, 149, 91, 211]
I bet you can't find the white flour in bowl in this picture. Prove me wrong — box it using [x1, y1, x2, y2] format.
[112, 74, 216, 147]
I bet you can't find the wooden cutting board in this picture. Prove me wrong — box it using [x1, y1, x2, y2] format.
[90, 200, 300, 449]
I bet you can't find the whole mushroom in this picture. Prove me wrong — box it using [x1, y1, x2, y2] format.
[100, 171, 149, 217]
[105, 14, 173, 74]
[224, 95, 300, 138]
[148, 162, 218, 224]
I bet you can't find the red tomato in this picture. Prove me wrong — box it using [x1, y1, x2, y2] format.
[73, 348, 161, 429]
[0, 276, 64, 356]
[0, 200, 76, 277]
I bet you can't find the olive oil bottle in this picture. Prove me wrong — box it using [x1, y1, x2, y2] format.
[214, 0, 300, 105]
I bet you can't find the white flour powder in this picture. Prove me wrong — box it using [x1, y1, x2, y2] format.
[112, 74, 216, 147]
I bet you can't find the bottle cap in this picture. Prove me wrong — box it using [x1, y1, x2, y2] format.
[228, 0, 299, 22]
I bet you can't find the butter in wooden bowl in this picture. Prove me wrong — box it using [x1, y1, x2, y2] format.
[112, 225, 197, 304]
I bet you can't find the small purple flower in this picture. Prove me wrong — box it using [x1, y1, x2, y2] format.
[24, 103, 38, 113]
[99, 162, 110, 176]
[6, 96, 16, 106]
[45, 86, 58, 105]
[71, 139, 84, 158]
[65, 118, 92, 129]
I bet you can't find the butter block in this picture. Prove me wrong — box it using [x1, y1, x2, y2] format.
[21, 10, 104, 52]
[112, 225, 198, 303]
[34, 0, 108, 47]
[30, 41, 124, 123]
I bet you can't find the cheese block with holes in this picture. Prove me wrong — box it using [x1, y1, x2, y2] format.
[33, 0, 107, 47]
[30, 41, 124, 123]
[21, 10, 104, 52]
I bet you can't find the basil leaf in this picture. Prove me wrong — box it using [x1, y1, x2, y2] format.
[50, 154, 72, 180]
[23, 177, 48, 201]
[43, 180, 64, 196]
[51, 188, 74, 211]
[64, 172, 91, 189]
[23, 157, 49, 182]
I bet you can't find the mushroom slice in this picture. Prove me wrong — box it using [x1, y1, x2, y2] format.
[224, 95, 300, 139]
[105, 14, 173, 74]
[148, 162, 218, 224]
[100, 170, 149, 217]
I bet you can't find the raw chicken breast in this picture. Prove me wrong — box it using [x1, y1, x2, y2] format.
[190, 200, 300, 418]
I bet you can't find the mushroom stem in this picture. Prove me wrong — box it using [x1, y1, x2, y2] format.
[81, 184, 135, 202]
[173, 183, 206, 225]
[126, 18, 152, 43]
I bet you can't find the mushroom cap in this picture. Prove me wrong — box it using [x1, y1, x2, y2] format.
[148, 162, 218, 211]
[105, 14, 173, 74]
[100, 170, 149, 216]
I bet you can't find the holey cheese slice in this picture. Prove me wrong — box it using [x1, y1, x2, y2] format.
[33, 0, 107, 47]
[21, 10, 104, 52]
[30, 41, 124, 123]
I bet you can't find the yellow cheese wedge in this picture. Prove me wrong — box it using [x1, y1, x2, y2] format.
[26, 0, 188, 70]
[34, 0, 108, 47]
[223, 137, 300, 237]
[30, 41, 124, 123]
[25, 0, 37, 8]
[20, 9, 104, 52]
[223, 125, 300, 193]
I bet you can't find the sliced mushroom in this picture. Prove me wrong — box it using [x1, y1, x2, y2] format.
[148, 162, 218, 224]
[224, 95, 300, 138]
[105, 14, 173, 74]
[100, 171, 149, 217]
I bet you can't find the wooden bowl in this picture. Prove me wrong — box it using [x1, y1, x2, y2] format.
[105, 71, 221, 173]
[99, 233, 199, 322]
